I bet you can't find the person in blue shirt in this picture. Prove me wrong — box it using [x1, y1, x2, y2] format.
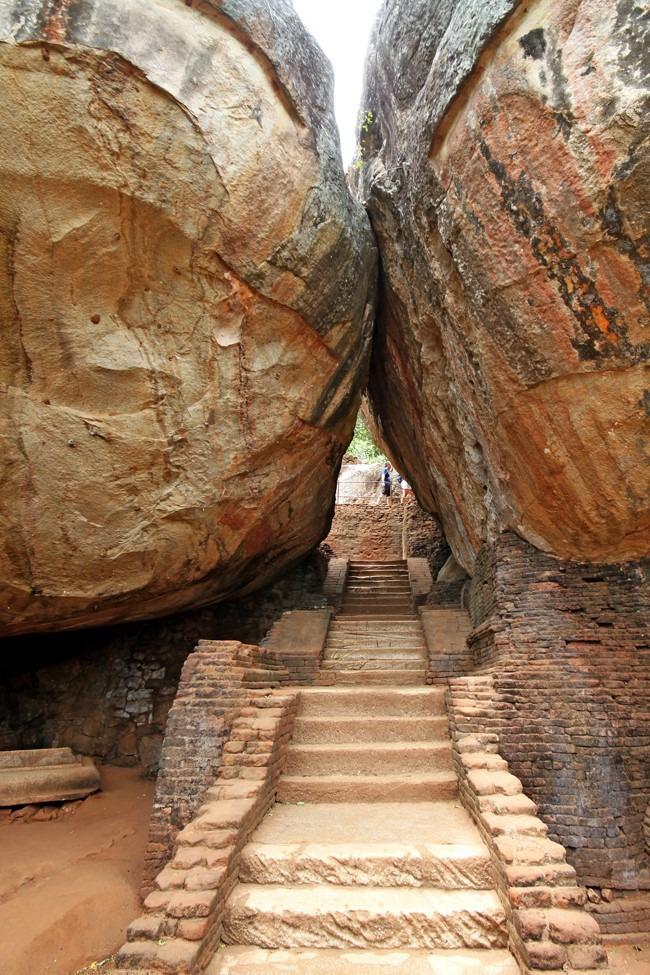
[376, 462, 392, 507]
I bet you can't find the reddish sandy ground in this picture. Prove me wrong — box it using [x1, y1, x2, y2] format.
[608, 943, 650, 975]
[0, 766, 154, 975]
[1, 765, 650, 975]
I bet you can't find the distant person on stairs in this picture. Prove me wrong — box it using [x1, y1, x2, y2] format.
[400, 477, 414, 504]
[376, 462, 392, 507]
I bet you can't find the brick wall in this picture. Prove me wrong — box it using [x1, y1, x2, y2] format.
[113, 660, 299, 974]
[422, 607, 474, 684]
[142, 640, 290, 890]
[0, 553, 327, 774]
[446, 675, 608, 972]
[323, 498, 448, 573]
[465, 532, 650, 892]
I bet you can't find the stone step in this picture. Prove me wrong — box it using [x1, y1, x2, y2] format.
[332, 669, 427, 685]
[327, 643, 426, 651]
[326, 632, 426, 643]
[284, 741, 453, 776]
[343, 587, 411, 593]
[348, 563, 408, 570]
[116, 938, 198, 972]
[296, 687, 446, 717]
[328, 624, 424, 633]
[238, 841, 493, 889]
[321, 651, 427, 670]
[347, 572, 410, 578]
[345, 586, 411, 593]
[328, 622, 425, 632]
[252, 800, 485, 844]
[292, 716, 449, 743]
[346, 578, 410, 583]
[321, 657, 426, 670]
[206, 945, 521, 975]
[276, 771, 458, 803]
[343, 596, 413, 603]
[324, 643, 426, 654]
[338, 613, 418, 620]
[222, 883, 507, 950]
[346, 579, 410, 585]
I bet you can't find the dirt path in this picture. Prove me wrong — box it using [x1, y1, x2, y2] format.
[0, 768, 649, 975]
[0, 766, 154, 975]
[608, 943, 650, 975]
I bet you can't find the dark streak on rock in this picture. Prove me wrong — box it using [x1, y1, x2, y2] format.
[479, 139, 641, 364]
[551, 110, 572, 141]
[600, 186, 650, 312]
[519, 27, 546, 60]
[6, 230, 33, 385]
[642, 389, 650, 418]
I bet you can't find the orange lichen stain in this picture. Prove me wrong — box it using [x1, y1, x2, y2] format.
[592, 305, 612, 335]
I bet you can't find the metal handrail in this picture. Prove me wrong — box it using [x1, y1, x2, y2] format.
[335, 477, 409, 503]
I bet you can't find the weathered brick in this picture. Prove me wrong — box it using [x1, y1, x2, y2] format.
[166, 889, 219, 919]
[567, 942, 609, 969]
[547, 908, 601, 945]
[520, 939, 568, 970]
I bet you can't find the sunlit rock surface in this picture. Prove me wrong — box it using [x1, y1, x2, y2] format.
[0, 0, 376, 635]
[356, 0, 649, 571]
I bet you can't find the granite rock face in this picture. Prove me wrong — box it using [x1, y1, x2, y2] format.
[0, 0, 376, 635]
[357, 0, 649, 571]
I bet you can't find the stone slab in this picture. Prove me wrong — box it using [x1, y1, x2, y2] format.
[223, 882, 507, 949]
[0, 748, 100, 805]
[206, 945, 521, 974]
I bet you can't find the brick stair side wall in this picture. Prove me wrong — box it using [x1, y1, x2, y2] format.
[323, 557, 349, 611]
[142, 641, 290, 894]
[407, 556, 434, 605]
[464, 532, 650, 894]
[109, 678, 299, 975]
[446, 674, 609, 974]
[422, 607, 474, 684]
[263, 608, 333, 683]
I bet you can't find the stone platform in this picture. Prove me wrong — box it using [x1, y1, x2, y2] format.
[0, 748, 101, 806]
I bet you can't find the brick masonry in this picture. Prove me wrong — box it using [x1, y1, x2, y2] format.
[447, 675, 609, 972]
[407, 557, 434, 604]
[422, 607, 474, 684]
[114, 661, 299, 974]
[323, 498, 450, 577]
[464, 532, 650, 899]
[0, 553, 328, 775]
[262, 608, 334, 684]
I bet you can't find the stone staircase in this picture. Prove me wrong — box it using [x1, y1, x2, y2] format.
[206, 560, 520, 973]
[210, 688, 518, 970]
[341, 559, 415, 618]
[322, 560, 428, 685]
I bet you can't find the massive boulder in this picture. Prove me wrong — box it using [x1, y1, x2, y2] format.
[356, 0, 648, 571]
[0, 0, 376, 636]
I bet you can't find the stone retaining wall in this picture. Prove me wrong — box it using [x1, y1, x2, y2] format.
[465, 533, 650, 893]
[447, 675, 609, 973]
[0, 554, 327, 775]
[114, 679, 298, 974]
[422, 607, 473, 684]
[142, 640, 290, 892]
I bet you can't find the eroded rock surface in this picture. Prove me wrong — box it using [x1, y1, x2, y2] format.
[0, 0, 376, 635]
[357, 0, 649, 570]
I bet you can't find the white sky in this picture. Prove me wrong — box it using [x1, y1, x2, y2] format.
[291, 0, 383, 166]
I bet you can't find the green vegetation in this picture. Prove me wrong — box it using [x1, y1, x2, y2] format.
[346, 414, 386, 463]
[352, 109, 375, 171]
